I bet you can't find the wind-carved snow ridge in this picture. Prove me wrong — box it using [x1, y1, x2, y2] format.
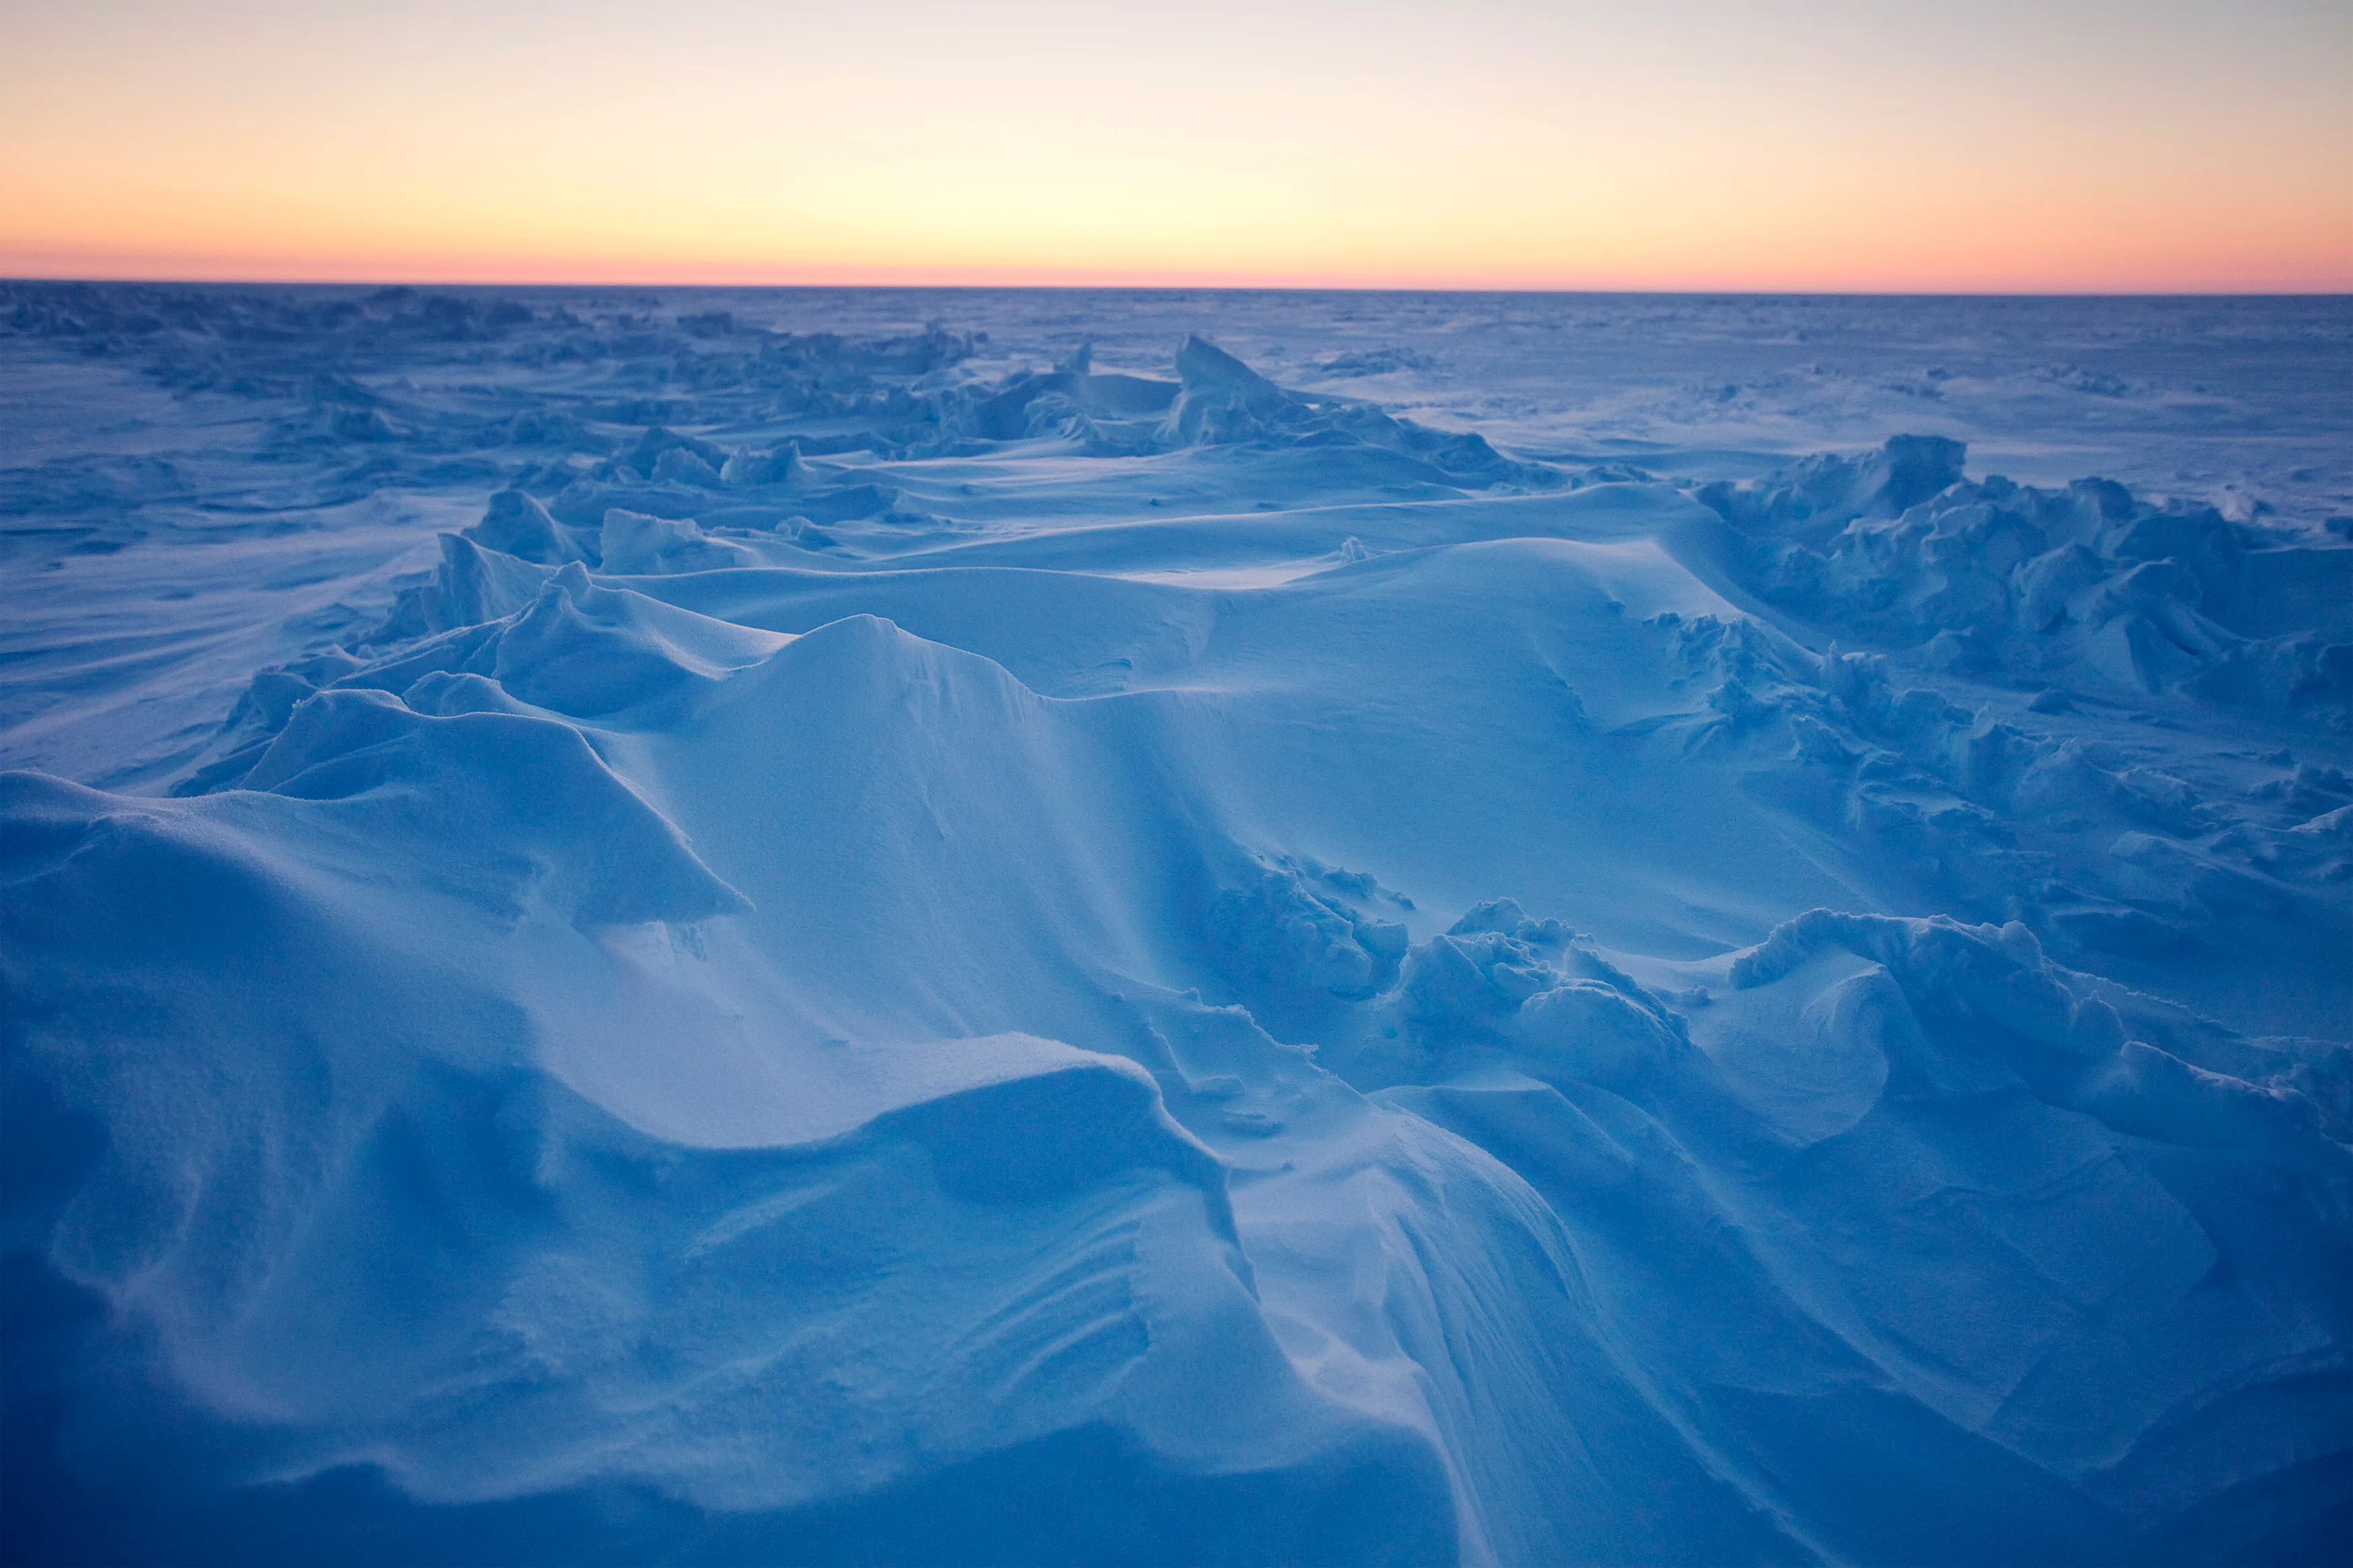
[3, 284, 2349, 1567]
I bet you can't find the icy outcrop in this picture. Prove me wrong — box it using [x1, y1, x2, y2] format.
[461, 488, 586, 566]
[1698, 438, 2353, 716]
[1203, 854, 1409, 1012]
[596, 507, 761, 575]
[926, 333, 1555, 492]
[1371, 900, 1690, 1096]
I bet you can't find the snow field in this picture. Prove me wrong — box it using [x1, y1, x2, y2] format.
[3, 285, 2348, 1565]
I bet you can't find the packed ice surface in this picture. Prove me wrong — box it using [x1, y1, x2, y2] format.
[3, 285, 2348, 1566]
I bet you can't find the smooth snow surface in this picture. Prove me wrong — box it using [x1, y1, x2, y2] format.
[4, 286, 2350, 1567]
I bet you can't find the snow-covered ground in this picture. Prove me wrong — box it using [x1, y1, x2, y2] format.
[4, 283, 2348, 1565]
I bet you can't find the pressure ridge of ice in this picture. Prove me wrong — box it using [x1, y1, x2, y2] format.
[3, 285, 2349, 1566]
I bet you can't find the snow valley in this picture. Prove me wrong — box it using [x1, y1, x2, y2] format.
[3, 285, 2348, 1566]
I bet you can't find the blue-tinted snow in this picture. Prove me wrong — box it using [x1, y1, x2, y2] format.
[3, 284, 2348, 1566]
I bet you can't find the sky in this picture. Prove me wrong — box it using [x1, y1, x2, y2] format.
[1, 0, 2348, 292]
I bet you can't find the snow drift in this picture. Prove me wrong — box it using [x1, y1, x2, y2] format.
[3, 285, 2348, 1567]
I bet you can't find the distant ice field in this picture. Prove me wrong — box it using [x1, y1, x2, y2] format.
[3, 285, 2348, 1567]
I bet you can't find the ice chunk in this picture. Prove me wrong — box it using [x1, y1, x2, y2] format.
[596, 507, 761, 575]
[463, 489, 586, 565]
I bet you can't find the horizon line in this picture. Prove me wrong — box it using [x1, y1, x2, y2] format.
[6, 271, 2350, 300]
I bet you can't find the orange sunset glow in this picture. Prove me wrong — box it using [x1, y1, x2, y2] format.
[4, 0, 2350, 290]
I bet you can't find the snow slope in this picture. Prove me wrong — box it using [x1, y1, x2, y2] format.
[3, 285, 2349, 1566]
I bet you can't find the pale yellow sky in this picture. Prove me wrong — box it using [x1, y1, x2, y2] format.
[3, 0, 2348, 290]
